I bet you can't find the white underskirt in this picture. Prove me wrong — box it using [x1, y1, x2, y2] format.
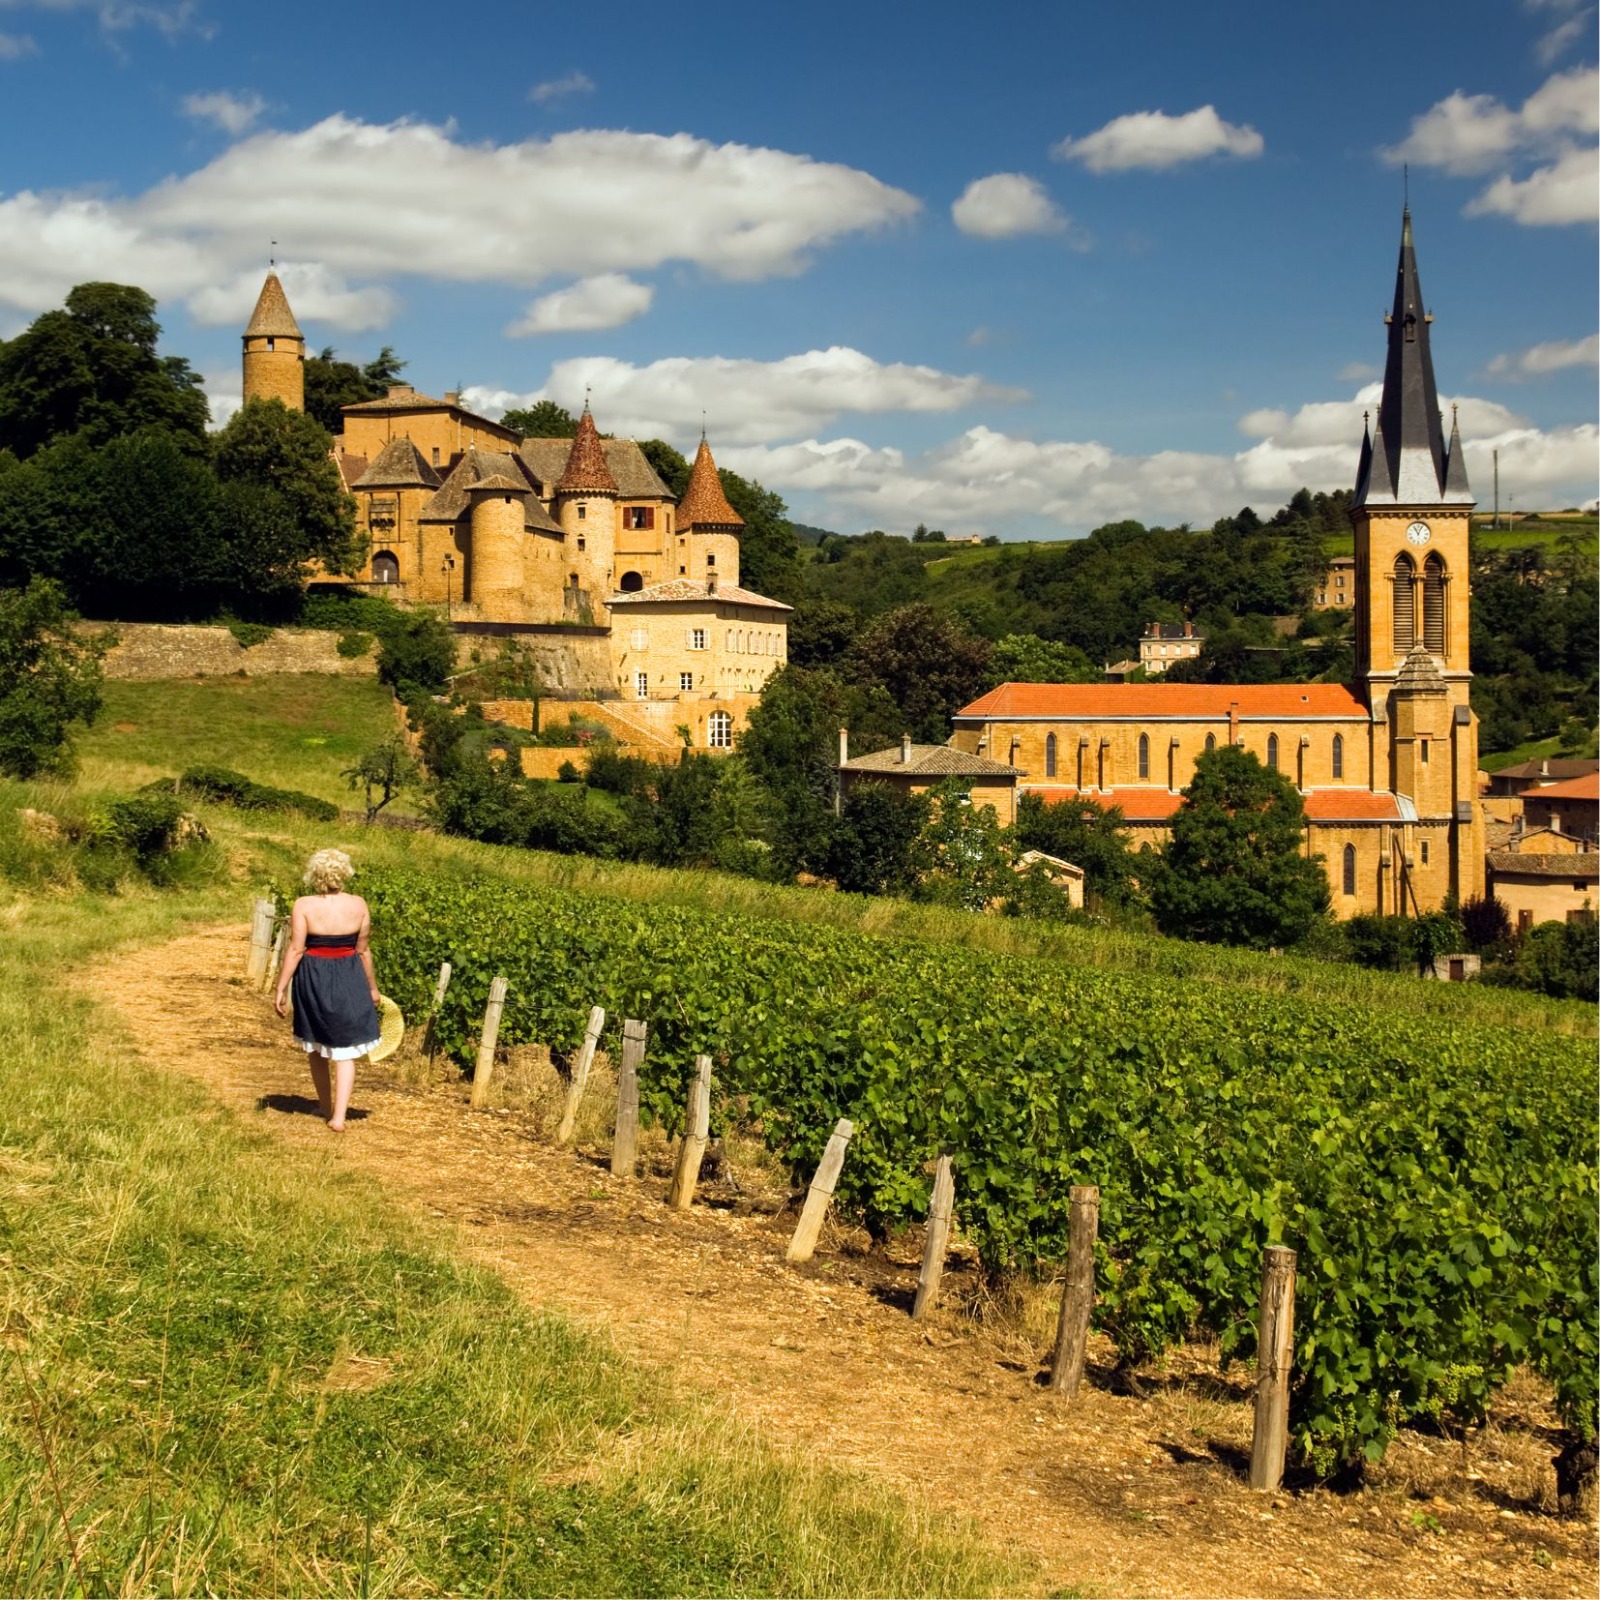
[297, 1038, 379, 1062]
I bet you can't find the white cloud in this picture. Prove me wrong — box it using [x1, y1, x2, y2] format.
[1051, 105, 1264, 173]
[951, 173, 1066, 238]
[708, 386, 1595, 536]
[462, 347, 1026, 446]
[188, 261, 398, 330]
[1535, 8, 1591, 64]
[0, 29, 36, 56]
[1485, 332, 1600, 378]
[1337, 361, 1380, 382]
[202, 369, 240, 429]
[0, 114, 920, 327]
[1385, 67, 1598, 226]
[181, 89, 265, 135]
[1465, 143, 1600, 225]
[0, 0, 207, 39]
[506, 272, 653, 335]
[529, 70, 594, 105]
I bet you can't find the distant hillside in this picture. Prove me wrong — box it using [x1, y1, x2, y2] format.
[789, 521, 841, 546]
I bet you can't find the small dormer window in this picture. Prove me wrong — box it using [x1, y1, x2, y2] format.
[577, 504, 586, 521]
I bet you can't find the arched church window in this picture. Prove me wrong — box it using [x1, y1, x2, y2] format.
[1045, 733, 1057, 778]
[1342, 843, 1357, 896]
[1332, 733, 1344, 781]
[1204, 733, 1216, 753]
[1266, 733, 1279, 771]
[1392, 553, 1417, 652]
[1423, 554, 1446, 654]
[619, 571, 644, 592]
[371, 551, 399, 585]
[1137, 733, 1150, 780]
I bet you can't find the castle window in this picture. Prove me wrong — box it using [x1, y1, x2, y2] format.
[432, 447, 440, 466]
[706, 553, 716, 568]
[629, 627, 648, 651]
[266, 337, 275, 351]
[577, 504, 586, 520]
[635, 671, 648, 699]
[708, 711, 733, 749]
[689, 628, 706, 651]
[1423, 554, 1446, 654]
[1266, 733, 1279, 772]
[619, 571, 644, 592]
[1045, 733, 1057, 778]
[1138, 733, 1150, 780]
[1392, 553, 1417, 652]
[1205, 733, 1216, 753]
[1342, 843, 1356, 896]
[1420, 839, 1430, 866]
[577, 536, 585, 552]
[679, 672, 693, 692]
[371, 551, 400, 585]
[625, 506, 655, 530]
[1420, 739, 1430, 766]
[1332, 733, 1344, 780]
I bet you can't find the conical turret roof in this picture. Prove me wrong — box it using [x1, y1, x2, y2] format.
[244, 271, 302, 339]
[555, 406, 618, 495]
[1354, 209, 1472, 508]
[677, 436, 744, 530]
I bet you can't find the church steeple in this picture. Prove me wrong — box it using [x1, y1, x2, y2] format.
[1354, 208, 1469, 507]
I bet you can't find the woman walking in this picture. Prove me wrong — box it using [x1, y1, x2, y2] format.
[274, 849, 380, 1131]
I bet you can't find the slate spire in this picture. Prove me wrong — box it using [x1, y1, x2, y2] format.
[1354, 208, 1470, 507]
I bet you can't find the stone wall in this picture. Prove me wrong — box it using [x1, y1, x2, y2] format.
[91, 623, 379, 680]
[453, 631, 615, 695]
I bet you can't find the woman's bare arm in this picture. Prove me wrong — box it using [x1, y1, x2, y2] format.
[273, 900, 309, 1018]
[355, 900, 380, 1003]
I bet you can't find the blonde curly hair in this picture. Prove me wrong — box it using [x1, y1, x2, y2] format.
[302, 848, 356, 894]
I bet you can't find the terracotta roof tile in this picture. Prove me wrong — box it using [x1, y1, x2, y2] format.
[605, 578, 790, 612]
[1025, 785, 1407, 823]
[335, 454, 369, 489]
[1485, 757, 1596, 783]
[1530, 772, 1599, 801]
[959, 682, 1370, 720]
[556, 408, 618, 495]
[1488, 852, 1600, 880]
[677, 438, 744, 530]
[842, 744, 1020, 777]
[244, 272, 302, 339]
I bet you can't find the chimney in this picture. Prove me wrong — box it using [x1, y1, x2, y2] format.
[1540, 760, 1549, 777]
[900, 733, 912, 764]
[1184, 621, 1193, 638]
[386, 383, 414, 398]
[444, 390, 460, 406]
[838, 727, 849, 766]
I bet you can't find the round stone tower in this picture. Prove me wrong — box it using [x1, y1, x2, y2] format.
[467, 476, 528, 621]
[554, 404, 619, 597]
[241, 270, 305, 411]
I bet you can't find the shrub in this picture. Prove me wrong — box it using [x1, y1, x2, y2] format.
[335, 630, 373, 658]
[0, 578, 106, 779]
[556, 760, 580, 785]
[159, 764, 338, 821]
[223, 617, 274, 649]
[1344, 914, 1411, 972]
[1461, 894, 1512, 951]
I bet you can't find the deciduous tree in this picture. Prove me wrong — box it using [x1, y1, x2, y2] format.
[0, 578, 107, 778]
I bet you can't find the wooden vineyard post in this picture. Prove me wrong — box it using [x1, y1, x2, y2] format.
[912, 1155, 956, 1320]
[786, 1118, 854, 1264]
[1249, 1245, 1298, 1492]
[422, 961, 452, 1059]
[245, 898, 275, 985]
[610, 1019, 646, 1177]
[1049, 1185, 1100, 1396]
[470, 976, 508, 1109]
[555, 1006, 606, 1146]
[666, 1055, 713, 1211]
[265, 919, 289, 991]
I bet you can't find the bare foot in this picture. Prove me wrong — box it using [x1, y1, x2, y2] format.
[326, 1120, 346, 1132]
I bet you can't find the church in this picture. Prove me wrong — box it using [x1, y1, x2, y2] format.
[950, 210, 1486, 917]
[240, 271, 791, 748]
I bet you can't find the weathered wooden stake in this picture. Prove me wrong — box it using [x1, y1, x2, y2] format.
[422, 961, 452, 1058]
[1249, 1245, 1297, 1492]
[555, 1006, 606, 1146]
[609, 1019, 646, 1177]
[245, 898, 275, 985]
[912, 1154, 956, 1319]
[666, 1055, 713, 1211]
[265, 920, 289, 990]
[1049, 1184, 1100, 1396]
[786, 1118, 855, 1263]
[469, 975, 508, 1109]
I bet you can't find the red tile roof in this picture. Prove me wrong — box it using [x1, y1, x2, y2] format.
[677, 437, 744, 530]
[1530, 772, 1598, 801]
[1026, 785, 1405, 824]
[556, 407, 619, 495]
[959, 682, 1368, 720]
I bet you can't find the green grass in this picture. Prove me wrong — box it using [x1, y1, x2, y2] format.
[0, 886, 1025, 1598]
[76, 677, 404, 810]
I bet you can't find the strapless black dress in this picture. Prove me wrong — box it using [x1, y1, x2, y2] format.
[292, 933, 380, 1058]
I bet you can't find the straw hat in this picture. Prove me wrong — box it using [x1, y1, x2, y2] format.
[369, 995, 405, 1062]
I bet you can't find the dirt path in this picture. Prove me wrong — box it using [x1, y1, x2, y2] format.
[89, 925, 1596, 1599]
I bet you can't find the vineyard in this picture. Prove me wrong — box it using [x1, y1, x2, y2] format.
[362, 868, 1598, 1479]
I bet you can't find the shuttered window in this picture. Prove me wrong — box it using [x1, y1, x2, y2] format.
[1423, 555, 1446, 654]
[1393, 554, 1416, 652]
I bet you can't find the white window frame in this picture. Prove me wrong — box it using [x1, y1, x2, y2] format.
[689, 628, 706, 651]
[708, 711, 733, 749]
[679, 671, 693, 692]
[635, 671, 648, 699]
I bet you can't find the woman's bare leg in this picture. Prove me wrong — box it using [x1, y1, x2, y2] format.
[307, 1051, 333, 1119]
[328, 1057, 357, 1131]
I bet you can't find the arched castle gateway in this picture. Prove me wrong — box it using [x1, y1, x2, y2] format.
[949, 210, 1486, 917]
[239, 274, 789, 747]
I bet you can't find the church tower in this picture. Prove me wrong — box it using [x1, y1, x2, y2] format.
[241, 271, 305, 411]
[1351, 208, 1484, 904]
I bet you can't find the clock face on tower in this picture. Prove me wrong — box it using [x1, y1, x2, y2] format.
[1406, 520, 1432, 548]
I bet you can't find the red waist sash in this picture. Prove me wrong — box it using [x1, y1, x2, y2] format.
[304, 944, 358, 959]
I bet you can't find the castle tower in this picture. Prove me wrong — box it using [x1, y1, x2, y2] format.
[676, 434, 744, 585]
[555, 403, 618, 595]
[1351, 209, 1484, 904]
[241, 271, 305, 411]
[1351, 209, 1473, 708]
[466, 473, 528, 621]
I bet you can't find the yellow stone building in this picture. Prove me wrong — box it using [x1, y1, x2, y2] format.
[951, 210, 1486, 917]
[239, 274, 789, 745]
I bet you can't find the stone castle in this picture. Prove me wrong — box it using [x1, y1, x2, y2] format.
[242, 272, 789, 749]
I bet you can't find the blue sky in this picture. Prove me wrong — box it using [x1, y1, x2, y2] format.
[0, 0, 1594, 536]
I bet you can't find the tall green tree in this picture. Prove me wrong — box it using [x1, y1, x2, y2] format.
[845, 603, 992, 741]
[1150, 745, 1330, 947]
[1012, 791, 1140, 907]
[719, 469, 801, 602]
[984, 633, 1096, 688]
[502, 400, 577, 439]
[0, 283, 209, 459]
[302, 345, 405, 435]
[0, 578, 106, 777]
[826, 781, 927, 894]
